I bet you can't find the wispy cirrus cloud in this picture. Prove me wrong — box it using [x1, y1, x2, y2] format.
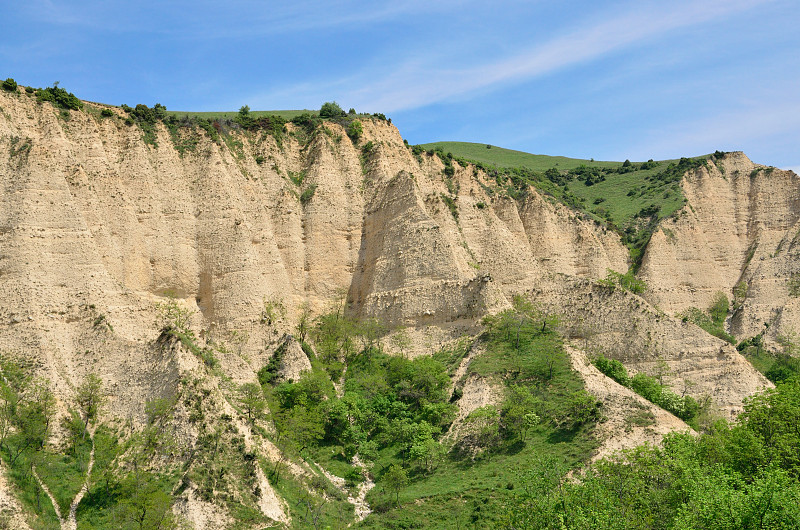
[17, 0, 474, 37]
[245, 0, 775, 112]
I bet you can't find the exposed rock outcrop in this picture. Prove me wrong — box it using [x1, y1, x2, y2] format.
[0, 88, 797, 525]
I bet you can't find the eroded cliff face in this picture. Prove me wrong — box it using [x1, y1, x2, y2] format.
[0, 88, 793, 525]
[640, 153, 800, 341]
[0, 89, 631, 403]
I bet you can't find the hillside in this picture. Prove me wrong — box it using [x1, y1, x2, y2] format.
[419, 141, 623, 171]
[0, 82, 798, 528]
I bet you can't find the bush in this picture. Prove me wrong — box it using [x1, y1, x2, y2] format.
[600, 269, 646, 294]
[290, 112, 320, 134]
[36, 84, 83, 110]
[300, 185, 317, 205]
[2, 78, 17, 92]
[319, 101, 345, 119]
[100, 108, 114, 117]
[347, 120, 363, 141]
[593, 354, 630, 386]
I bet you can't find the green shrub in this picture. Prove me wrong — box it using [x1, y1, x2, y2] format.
[319, 101, 345, 119]
[347, 120, 363, 141]
[592, 354, 630, 386]
[100, 108, 114, 117]
[36, 84, 83, 110]
[124, 103, 167, 147]
[441, 194, 458, 221]
[600, 269, 646, 294]
[2, 78, 17, 92]
[708, 292, 729, 324]
[300, 184, 317, 205]
[679, 293, 735, 344]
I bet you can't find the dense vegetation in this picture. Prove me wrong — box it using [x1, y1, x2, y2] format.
[0, 358, 178, 529]
[680, 291, 736, 344]
[592, 354, 704, 426]
[503, 376, 800, 529]
[246, 296, 601, 528]
[738, 330, 800, 385]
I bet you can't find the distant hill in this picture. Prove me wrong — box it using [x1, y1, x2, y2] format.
[419, 141, 623, 171]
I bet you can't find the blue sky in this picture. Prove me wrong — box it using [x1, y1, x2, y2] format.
[2, 0, 799, 169]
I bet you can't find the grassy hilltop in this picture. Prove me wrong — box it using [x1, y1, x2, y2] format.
[419, 141, 712, 266]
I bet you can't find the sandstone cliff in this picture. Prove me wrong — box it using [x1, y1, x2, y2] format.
[0, 87, 794, 526]
[640, 153, 800, 341]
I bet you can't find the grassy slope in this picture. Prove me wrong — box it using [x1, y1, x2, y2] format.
[355, 329, 598, 529]
[419, 141, 623, 171]
[422, 141, 709, 259]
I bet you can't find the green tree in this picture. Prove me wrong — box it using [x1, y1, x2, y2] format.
[409, 434, 445, 473]
[280, 406, 324, 453]
[501, 385, 540, 441]
[2, 78, 17, 92]
[347, 119, 363, 141]
[383, 464, 408, 505]
[390, 327, 412, 358]
[740, 379, 800, 474]
[296, 302, 311, 343]
[237, 382, 266, 423]
[708, 291, 729, 324]
[76, 374, 105, 439]
[319, 101, 345, 119]
[113, 470, 176, 530]
[463, 405, 501, 451]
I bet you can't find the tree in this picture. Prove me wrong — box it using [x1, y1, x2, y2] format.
[483, 294, 551, 349]
[391, 327, 412, 358]
[237, 383, 266, 423]
[383, 464, 408, 505]
[347, 120, 363, 141]
[114, 470, 177, 530]
[356, 318, 386, 355]
[410, 434, 445, 473]
[276, 406, 325, 454]
[11, 381, 55, 462]
[261, 298, 286, 327]
[155, 300, 194, 336]
[2, 78, 17, 92]
[76, 374, 105, 439]
[296, 302, 311, 343]
[501, 385, 540, 441]
[319, 101, 345, 119]
[740, 379, 800, 474]
[708, 291, 729, 324]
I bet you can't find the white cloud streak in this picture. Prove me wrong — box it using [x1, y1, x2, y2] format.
[18, 0, 473, 37]
[248, 0, 775, 112]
